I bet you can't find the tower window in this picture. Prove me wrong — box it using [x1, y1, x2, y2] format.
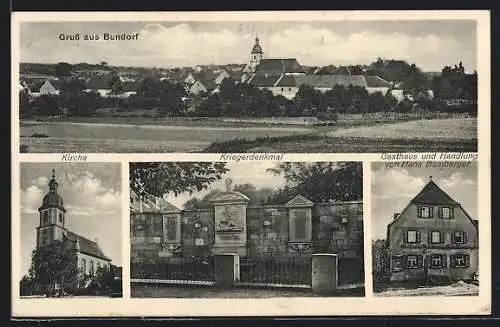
[42, 211, 49, 224]
[59, 213, 63, 223]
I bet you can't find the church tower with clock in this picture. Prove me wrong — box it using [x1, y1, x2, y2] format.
[36, 169, 67, 248]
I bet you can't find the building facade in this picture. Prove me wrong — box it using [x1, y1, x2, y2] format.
[130, 179, 364, 265]
[386, 177, 479, 282]
[36, 170, 112, 288]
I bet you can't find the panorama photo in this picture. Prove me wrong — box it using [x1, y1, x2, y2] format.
[18, 18, 478, 153]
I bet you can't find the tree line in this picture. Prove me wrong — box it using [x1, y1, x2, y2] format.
[20, 60, 477, 119]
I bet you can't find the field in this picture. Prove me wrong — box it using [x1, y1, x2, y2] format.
[19, 117, 477, 153]
[20, 119, 314, 153]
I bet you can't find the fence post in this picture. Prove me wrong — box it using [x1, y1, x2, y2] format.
[312, 254, 338, 294]
[214, 253, 240, 289]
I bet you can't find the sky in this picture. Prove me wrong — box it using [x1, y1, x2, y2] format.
[371, 162, 478, 240]
[19, 20, 477, 72]
[19, 163, 122, 277]
[164, 162, 286, 209]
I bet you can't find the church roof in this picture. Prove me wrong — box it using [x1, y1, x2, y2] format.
[39, 192, 66, 211]
[410, 179, 459, 205]
[254, 59, 306, 75]
[363, 75, 393, 88]
[294, 75, 368, 88]
[64, 231, 112, 261]
[247, 74, 281, 87]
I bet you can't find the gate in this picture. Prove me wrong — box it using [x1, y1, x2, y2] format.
[239, 257, 312, 287]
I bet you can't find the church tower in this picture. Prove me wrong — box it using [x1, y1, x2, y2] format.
[250, 36, 264, 73]
[36, 169, 67, 248]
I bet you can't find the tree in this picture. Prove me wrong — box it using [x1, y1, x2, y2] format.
[183, 189, 223, 210]
[267, 162, 363, 203]
[372, 239, 390, 282]
[34, 95, 61, 116]
[130, 162, 229, 199]
[54, 62, 73, 78]
[28, 241, 79, 295]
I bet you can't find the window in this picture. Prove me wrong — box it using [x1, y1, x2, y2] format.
[42, 211, 49, 224]
[59, 213, 63, 223]
[281, 88, 284, 92]
[430, 254, 447, 268]
[41, 230, 48, 245]
[288, 88, 292, 91]
[97, 262, 101, 271]
[452, 254, 470, 268]
[418, 206, 433, 218]
[89, 260, 94, 275]
[439, 207, 454, 219]
[453, 231, 467, 244]
[407, 255, 418, 269]
[406, 230, 418, 243]
[134, 225, 145, 237]
[81, 259, 86, 273]
[430, 231, 441, 244]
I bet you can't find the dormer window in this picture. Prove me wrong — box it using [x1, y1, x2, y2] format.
[417, 206, 433, 218]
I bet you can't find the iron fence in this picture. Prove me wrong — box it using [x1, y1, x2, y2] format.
[239, 257, 312, 286]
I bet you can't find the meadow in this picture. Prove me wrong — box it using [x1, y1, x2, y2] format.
[19, 117, 478, 153]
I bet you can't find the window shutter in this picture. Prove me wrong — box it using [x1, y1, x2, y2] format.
[402, 255, 407, 270]
[450, 255, 456, 268]
[416, 231, 421, 243]
[417, 206, 422, 218]
[451, 208, 454, 219]
[463, 232, 468, 244]
[417, 255, 424, 268]
[403, 231, 408, 243]
[440, 231, 444, 244]
[465, 255, 470, 268]
[429, 207, 434, 218]
[438, 207, 443, 219]
[427, 231, 432, 243]
[441, 254, 447, 268]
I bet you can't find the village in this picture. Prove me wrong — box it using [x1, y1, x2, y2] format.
[18, 37, 478, 153]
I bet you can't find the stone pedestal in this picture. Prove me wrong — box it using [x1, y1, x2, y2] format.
[214, 253, 240, 288]
[312, 254, 338, 294]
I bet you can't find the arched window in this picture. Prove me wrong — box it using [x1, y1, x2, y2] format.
[89, 260, 94, 275]
[41, 230, 48, 245]
[42, 211, 49, 224]
[59, 213, 63, 223]
[81, 258, 86, 273]
[96, 262, 101, 271]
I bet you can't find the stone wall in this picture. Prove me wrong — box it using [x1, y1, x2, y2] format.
[130, 198, 364, 262]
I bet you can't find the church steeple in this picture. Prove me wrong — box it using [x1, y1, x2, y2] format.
[49, 169, 58, 193]
[250, 36, 264, 73]
[37, 169, 67, 248]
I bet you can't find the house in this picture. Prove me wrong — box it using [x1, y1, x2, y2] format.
[247, 73, 394, 100]
[27, 79, 61, 97]
[386, 177, 478, 282]
[35, 170, 113, 291]
[84, 76, 113, 97]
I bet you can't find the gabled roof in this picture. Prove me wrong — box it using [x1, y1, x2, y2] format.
[209, 191, 250, 204]
[275, 75, 297, 87]
[410, 179, 459, 205]
[130, 191, 180, 213]
[85, 76, 112, 90]
[64, 230, 112, 261]
[364, 75, 393, 88]
[247, 74, 281, 87]
[294, 75, 368, 88]
[285, 194, 314, 208]
[254, 58, 306, 75]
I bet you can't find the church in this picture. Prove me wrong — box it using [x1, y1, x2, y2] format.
[243, 37, 393, 100]
[35, 170, 113, 290]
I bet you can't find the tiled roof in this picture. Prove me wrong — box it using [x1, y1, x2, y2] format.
[410, 180, 459, 205]
[274, 75, 297, 87]
[364, 75, 393, 88]
[64, 230, 112, 261]
[294, 75, 368, 88]
[247, 74, 281, 87]
[254, 59, 306, 75]
[85, 76, 112, 90]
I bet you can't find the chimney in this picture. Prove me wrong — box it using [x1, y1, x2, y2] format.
[393, 213, 400, 220]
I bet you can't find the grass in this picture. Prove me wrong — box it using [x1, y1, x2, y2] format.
[19, 117, 478, 153]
